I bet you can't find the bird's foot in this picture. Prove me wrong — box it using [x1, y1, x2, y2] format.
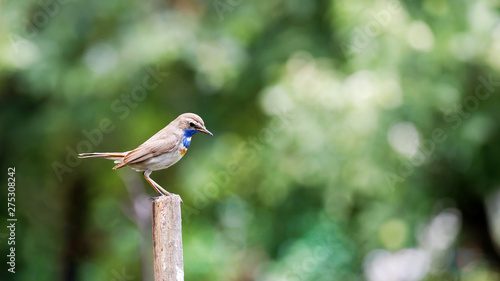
[149, 193, 183, 204]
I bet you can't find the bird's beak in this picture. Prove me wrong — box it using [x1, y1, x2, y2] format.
[198, 127, 213, 136]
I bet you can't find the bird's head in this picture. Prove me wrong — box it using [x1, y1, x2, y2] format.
[176, 113, 213, 136]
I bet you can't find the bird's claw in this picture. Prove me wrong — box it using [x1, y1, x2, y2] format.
[149, 193, 183, 204]
[171, 193, 184, 204]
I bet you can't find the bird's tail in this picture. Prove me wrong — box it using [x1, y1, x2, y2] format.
[78, 152, 126, 162]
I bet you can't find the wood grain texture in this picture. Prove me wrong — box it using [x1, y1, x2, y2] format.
[152, 195, 184, 281]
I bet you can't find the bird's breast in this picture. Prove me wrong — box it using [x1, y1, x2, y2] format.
[129, 144, 187, 171]
[182, 135, 192, 148]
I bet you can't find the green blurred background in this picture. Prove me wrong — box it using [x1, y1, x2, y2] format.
[2, 0, 500, 280]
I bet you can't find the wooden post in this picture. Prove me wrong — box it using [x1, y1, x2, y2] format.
[152, 195, 184, 281]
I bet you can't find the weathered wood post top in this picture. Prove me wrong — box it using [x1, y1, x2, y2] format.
[152, 195, 184, 281]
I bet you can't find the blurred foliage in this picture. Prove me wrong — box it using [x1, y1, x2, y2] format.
[2, 0, 500, 280]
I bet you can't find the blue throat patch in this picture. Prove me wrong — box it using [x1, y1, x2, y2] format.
[182, 129, 199, 148]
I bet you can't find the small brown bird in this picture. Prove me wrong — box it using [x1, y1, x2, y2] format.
[79, 113, 212, 197]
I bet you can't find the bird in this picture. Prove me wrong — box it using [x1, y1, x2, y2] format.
[78, 113, 212, 198]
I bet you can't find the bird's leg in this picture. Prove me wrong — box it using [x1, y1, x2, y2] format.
[142, 169, 183, 203]
[142, 169, 171, 196]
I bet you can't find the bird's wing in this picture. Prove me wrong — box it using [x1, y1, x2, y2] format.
[113, 134, 178, 169]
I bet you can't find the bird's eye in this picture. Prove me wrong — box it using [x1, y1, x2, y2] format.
[189, 122, 195, 128]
